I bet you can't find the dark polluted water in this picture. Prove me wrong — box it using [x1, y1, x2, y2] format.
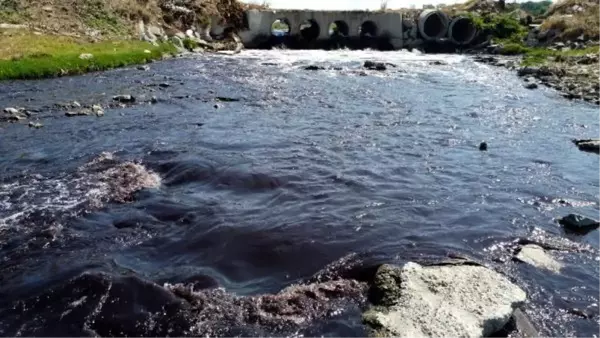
[0, 50, 598, 337]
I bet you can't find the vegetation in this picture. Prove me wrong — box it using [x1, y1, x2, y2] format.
[519, 1, 552, 16]
[467, 12, 528, 42]
[540, 0, 599, 41]
[0, 32, 176, 80]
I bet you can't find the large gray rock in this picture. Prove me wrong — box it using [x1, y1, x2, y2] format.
[572, 139, 600, 154]
[559, 213, 600, 233]
[363, 262, 526, 337]
[515, 244, 563, 273]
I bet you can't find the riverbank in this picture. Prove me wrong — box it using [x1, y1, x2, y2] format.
[0, 0, 251, 80]
[474, 44, 600, 105]
[0, 31, 177, 80]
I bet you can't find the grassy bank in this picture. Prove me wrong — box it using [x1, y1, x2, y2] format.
[0, 32, 176, 80]
[499, 43, 600, 66]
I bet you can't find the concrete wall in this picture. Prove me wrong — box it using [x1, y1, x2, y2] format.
[218, 9, 403, 49]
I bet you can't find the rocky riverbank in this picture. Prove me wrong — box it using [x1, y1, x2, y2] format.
[474, 51, 599, 105]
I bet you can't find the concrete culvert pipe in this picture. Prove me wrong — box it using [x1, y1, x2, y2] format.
[448, 17, 477, 45]
[418, 9, 449, 41]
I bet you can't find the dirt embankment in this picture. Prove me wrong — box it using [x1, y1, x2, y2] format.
[0, 0, 258, 41]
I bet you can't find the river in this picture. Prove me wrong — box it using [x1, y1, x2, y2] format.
[0, 49, 598, 337]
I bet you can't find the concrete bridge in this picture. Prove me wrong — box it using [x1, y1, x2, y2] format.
[211, 9, 478, 50]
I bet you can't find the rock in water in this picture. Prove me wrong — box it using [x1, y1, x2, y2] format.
[364, 61, 387, 71]
[479, 142, 488, 151]
[304, 65, 325, 70]
[514, 244, 563, 273]
[362, 262, 526, 337]
[3, 107, 19, 115]
[28, 121, 43, 129]
[572, 139, 600, 154]
[524, 83, 538, 89]
[113, 95, 136, 103]
[559, 214, 599, 234]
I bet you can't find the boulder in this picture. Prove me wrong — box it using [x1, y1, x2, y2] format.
[363, 263, 527, 337]
[112, 95, 136, 103]
[559, 214, 599, 233]
[3, 107, 19, 115]
[364, 61, 387, 71]
[514, 244, 562, 273]
[28, 121, 43, 129]
[65, 111, 88, 117]
[92, 105, 104, 117]
[524, 83, 538, 90]
[79, 53, 94, 60]
[572, 139, 600, 154]
[517, 66, 552, 77]
[304, 65, 325, 70]
[137, 65, 150, 71]
[479, 141, 488, 151]
[147, 25, 165, 40]
[429, 60, 447, 65]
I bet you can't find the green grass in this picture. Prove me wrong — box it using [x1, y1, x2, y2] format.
[513, 45, 600, 66]
[0, 33, 177, 80]
[182, 37, 199, 50]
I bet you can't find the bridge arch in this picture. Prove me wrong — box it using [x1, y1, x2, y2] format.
[299, 19, 320, 41]
[359, 20, 378, 38]
[328, 20, 350, 37]
[271, 18, 291, 36]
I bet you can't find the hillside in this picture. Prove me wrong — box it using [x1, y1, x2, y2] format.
[0, 0, 253, 40]
[540, 0, 599, 41]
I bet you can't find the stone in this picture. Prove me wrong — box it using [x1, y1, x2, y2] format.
[0, 23, 27, 29]
[429, 60, 447, 65]
[65, 111, 88, 117]
[147, 25, 164, 39]
[144, 50, 151, 54]
[4, 107, 19, 115]
[72, 101, 81, 108]
[479, 142, 488, 151]
[79, 53, 93, 60]
[363, 263, 527, 337]
[558, 213, 599, 233]
[159, 83, 170, 88]
[514, 244, 562, 273]
[215, 97, 240, 102]
[186, 29, 195, 38]
[151, 96, 159, 104]
[113, 95, 135, 103]
[92, 105, 104, 117]
[524, 83, 538, 90]
[364, 61, 386, 71]
[213, 104, 220, 109]
[28, 121, 43, 128]
[137, 65, 150, 71]
[304, 65, 325, 70]
[572, 139, 600, 153]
